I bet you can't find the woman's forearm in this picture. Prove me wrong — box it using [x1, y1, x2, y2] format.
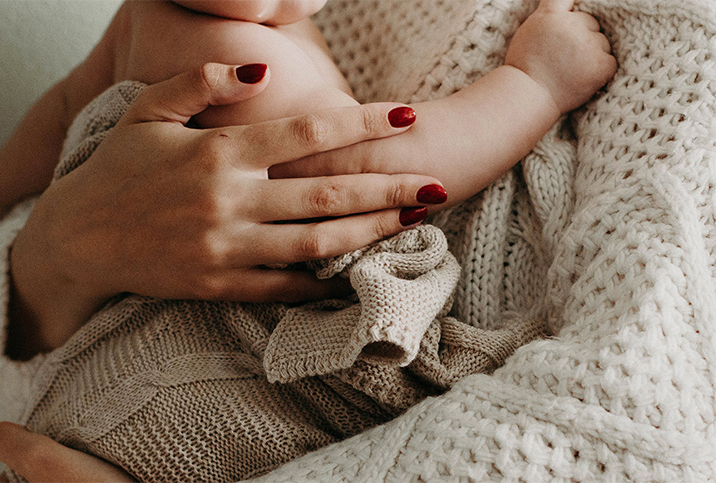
[7, 191, 109, 360]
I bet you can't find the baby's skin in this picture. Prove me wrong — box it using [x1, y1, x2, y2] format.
[121, 0, 358, 128]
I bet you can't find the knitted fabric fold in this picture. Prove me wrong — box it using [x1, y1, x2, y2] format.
[266, 225, 461, 383]
[13, 79, 544, 481]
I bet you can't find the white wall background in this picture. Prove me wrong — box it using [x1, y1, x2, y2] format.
[0, 0, 121, 145]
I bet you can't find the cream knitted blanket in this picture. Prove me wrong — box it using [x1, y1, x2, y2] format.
[247, 0, 716, 481]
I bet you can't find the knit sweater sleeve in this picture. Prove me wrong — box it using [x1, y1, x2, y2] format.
[0, 199, 48, 424]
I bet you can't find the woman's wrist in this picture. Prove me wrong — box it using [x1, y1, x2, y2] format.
[6, 268, 50, 360]
[7, 193, 112, 360]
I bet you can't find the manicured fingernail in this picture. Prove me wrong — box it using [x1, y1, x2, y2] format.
[236, 63, 267, 84]
[416, 184, 447, 204]
[399, 206, 428, 226]
[388, 106, 416, 128]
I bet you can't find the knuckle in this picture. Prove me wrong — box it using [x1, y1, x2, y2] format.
[187, 258, 234, 299]
[292, 114, 331, 150]
[196, 231, 230, 269]
[195, 62, 223, 94]
[385, 179, 405, 207]
[372, 213, 396, 240]
[193, 274, 227, 300]
[360, 107, 383, 136]
[307, 183, 346, 215]
[195, 131, 232, 169]
[294, 226, 331, 260]
[191, 188, 225, 227]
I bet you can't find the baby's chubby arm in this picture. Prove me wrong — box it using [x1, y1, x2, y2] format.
[271, 0, 618, 206]
[172, 0, 327, 25]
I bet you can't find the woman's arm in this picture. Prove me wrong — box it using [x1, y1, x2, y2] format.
[270, 0, 617, 207]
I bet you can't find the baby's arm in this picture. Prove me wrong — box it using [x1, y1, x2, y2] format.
[172, 0, 327, 25]
[271, 0, 617, 206]
[0, 6, 124, 210]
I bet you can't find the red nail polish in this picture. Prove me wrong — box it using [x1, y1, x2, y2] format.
[236, 63, 267, 84]
[416, 184, 447, 204]
[399, 206, 428, 226]
[388, 106, 416, 128]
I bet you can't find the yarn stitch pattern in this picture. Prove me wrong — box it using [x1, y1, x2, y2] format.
[246, 0, 716, 481]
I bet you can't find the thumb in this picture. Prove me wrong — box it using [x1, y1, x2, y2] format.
[537, 0, 575, 12]
[120, 62, 270, 125]
[0, 422, 134, 482]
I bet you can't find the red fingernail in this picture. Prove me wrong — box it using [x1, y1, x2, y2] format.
[388, 106, 416, 128]
[236, 63, 267, 84]
[399, 206, 428, 226]
[416, 184, 447, 204]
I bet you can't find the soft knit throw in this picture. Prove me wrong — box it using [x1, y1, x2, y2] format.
[15, 69, 544, 483]
[244, 0, 716, 481]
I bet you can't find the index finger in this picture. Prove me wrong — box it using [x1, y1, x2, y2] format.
[231, 103, 417, 169]
[538, 0, 574, 12]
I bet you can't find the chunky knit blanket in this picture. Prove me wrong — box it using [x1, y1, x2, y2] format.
[247, 0, 716, 480]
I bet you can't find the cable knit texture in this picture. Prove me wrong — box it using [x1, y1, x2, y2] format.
[2, 0, 716, 480]
[8, 81, 544, 481]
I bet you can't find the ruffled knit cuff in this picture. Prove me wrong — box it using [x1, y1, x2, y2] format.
[263, 225, 461, 383]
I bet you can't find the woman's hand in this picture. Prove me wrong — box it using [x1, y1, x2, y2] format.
[0, 422, 133, 483]
[8, 63, 445, 359]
